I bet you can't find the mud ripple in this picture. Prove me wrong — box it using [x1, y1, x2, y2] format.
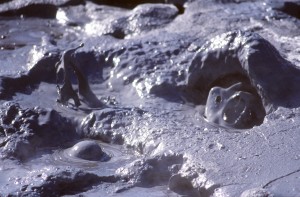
[50, 140, 134, 170]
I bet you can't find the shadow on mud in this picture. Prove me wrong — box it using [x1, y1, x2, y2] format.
[90, 0, 185, 13]
[277, 2, 300, 19]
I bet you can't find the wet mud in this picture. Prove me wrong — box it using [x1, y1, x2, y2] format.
[0, 0, 300, 196]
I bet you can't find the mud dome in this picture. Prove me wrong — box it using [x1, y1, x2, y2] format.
[66, 140, 108, 161]
[0, 0, 300, 196]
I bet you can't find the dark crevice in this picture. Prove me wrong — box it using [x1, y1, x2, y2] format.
[263, 169, 300, 188]
[278, 2, 300, 19]
[0, 53, 59, 100]
[208, 73, 254, 93]
[0, 43, 26, 50]
[149, 83, 206, 105]
[174, 3, 185, 14]
[0, 0, 86, 18]
[58, 175, 119, 196]
[150, 75, 253, 105]
[61, 0, 86, 7]
[0, 0, 11, 4]
[108, 30, 126, 40]
[0, 76, 33, 100]
[0, 4, 58, 18]
[89, 0, 186, 13]
[89, 0, 167, 9]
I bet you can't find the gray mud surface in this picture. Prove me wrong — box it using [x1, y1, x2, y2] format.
[0, 0, 300, 196]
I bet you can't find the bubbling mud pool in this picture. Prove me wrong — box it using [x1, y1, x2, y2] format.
[29, 140, 137, 174]
[0, 139, 141, 196]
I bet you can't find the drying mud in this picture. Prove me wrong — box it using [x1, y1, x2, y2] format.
[0, 0, 300, 196]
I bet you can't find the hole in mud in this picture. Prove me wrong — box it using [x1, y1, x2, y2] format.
[190, 73, 253, 102]
[278, 2, 300, 19]
[174, 3, 185, 14]
[108, 29, 126, 39]
[208, 73, 254, 92]
[0, 4, 58, 18]
[188, 71, 266, 129]
[0, 43, 26, 50]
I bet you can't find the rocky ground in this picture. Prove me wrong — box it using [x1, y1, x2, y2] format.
[0, 0, 299, 196]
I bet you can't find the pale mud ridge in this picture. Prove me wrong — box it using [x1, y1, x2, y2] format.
[0, 0, 300, 196]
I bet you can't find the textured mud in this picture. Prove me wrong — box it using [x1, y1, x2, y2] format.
[0, 0, 300, 196]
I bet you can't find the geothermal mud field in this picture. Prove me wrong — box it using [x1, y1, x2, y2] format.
[0, 0, 300, 196]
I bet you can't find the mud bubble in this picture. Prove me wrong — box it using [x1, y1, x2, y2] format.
[49, 140, 137, 171]
[66, 140, 110, 161]
[52, 140, 113, 168]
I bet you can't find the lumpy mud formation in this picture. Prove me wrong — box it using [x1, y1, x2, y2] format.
[205, 82, 265, 129]
[56, 43, 104, 108]
[0, 0, 300, 196]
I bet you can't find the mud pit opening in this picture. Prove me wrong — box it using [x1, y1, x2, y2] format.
[187, 72, 265, 129]
[205, 81, 265, 129]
